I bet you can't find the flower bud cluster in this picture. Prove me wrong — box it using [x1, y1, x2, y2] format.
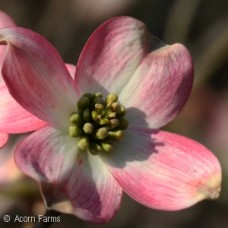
[69, 93, 128, 154]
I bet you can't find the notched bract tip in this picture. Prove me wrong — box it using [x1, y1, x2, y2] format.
[198, 172, 222, 200]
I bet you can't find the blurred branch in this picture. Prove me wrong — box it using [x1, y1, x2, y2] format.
[192, 17, 228, 89]
[164, 0, 201, 43]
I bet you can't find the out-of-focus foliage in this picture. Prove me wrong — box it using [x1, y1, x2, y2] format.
[0, 0, 228, 227]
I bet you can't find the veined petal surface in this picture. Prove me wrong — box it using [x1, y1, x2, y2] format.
[15, 126, 122, 223]
[75, 17, 193, 128]
[0, 11, 16, 84]
[0, 84, 46, 133]
[120, 43, 193, 129]
[76, 17, 152, 95]
[0, 63, 75, 133]
[0, 28, 78, 131]
[103, 127, 221, 210]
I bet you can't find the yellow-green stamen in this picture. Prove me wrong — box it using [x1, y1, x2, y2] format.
[68, 93, 128, 155]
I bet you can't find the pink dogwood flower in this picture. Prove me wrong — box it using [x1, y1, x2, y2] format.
[0, 17, 221, 223]
[0, 11, 45, 148]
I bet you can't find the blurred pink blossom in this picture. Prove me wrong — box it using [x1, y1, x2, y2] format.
[0, 135, 24, 184]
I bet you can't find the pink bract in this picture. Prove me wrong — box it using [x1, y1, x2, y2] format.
[0, 11, 46, 147]
[0, 16, 221, 223]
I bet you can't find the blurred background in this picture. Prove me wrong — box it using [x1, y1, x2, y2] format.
[0, 0, 228, 227]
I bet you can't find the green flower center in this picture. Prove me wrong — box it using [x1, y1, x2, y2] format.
[69, 92, 128, 155]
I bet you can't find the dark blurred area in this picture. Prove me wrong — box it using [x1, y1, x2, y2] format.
[0, 0, 228, 227]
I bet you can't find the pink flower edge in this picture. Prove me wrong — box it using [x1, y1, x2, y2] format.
[14, 126, 122, 223]
[103, 127, 221, 210]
